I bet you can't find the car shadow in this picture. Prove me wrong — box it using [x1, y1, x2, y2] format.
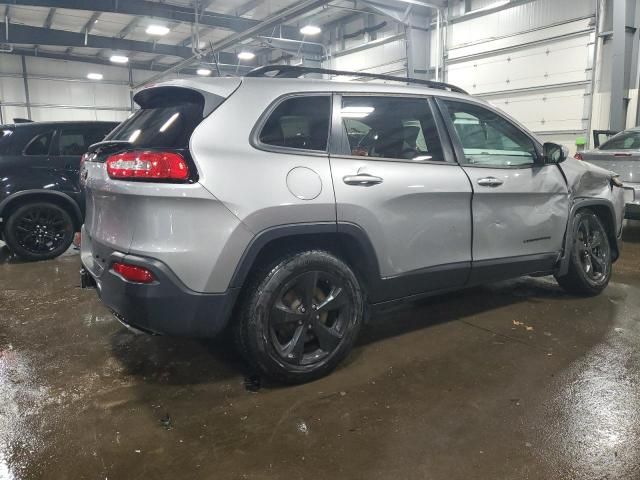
[108, 275, 571, 388]
[622, 219, 640, 243]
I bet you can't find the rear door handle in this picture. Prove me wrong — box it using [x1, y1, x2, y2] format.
[477, 176, 504, 187]
[343, 174, 383, 186]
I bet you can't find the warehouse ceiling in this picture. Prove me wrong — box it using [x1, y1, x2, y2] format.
[0, 0, 446, 79]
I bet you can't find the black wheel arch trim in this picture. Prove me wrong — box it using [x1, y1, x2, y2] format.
[557, 198, 620, 277]
[0, 189, 82, 226]
[228, 222, 382, 293]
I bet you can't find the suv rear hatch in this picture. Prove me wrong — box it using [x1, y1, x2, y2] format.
[82, 78, 241, 256]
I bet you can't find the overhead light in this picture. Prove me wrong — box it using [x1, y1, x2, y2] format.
[341, 106, 375, 118]
[237, 51, 255, 61]
[146, 24, 170, 36]
[300, 25, 322, 36]
[196, 68, 211, 76]
[110, 55, 129, 64]
[87, 73, 103, 80]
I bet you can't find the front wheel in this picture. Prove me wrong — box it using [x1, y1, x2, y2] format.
[235, 250, 364, 384]
[555, 209, 612, 296]
[3, 202, 75, 261]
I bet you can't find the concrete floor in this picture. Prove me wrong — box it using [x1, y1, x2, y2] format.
[1, 224, 639, 480]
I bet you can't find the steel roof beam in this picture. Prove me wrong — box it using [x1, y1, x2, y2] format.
[11, 0, 300, 38]
[0, 23, 243, 65]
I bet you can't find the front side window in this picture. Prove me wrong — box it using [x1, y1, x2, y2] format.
[599, 130, 640, 150]
[259, 96, 330, 151]
[442, 100, 537, 167]
[24, 131, 53, 156]
[341, 96, 445, 162]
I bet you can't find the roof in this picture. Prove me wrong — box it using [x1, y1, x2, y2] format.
[145, 75, 478, 103]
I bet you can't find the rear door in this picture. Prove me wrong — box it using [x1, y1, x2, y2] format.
[53, 124, 114, 176]
[329, 94, 473, 301]
[437, 98, 569, 280]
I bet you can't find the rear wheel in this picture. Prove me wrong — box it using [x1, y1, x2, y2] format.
[235, 250, 364, 384]
[4, 202, 75, 261]
[555, 209, 612, 296]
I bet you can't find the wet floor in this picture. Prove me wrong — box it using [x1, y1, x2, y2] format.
[1, 224, 640, 480]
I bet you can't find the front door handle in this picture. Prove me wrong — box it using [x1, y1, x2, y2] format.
[477, 176, 504, 187]
[343, 174, 383, 186]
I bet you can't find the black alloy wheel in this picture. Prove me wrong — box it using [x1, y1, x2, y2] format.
[4, 202, 74, 261]
[235, 250, 364, 384]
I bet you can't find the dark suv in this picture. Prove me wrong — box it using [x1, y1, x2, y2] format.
[0, 121, 117, 260]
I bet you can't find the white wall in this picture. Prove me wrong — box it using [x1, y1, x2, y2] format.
[0, 54, 189, 124]
[445, 0, 597, 153]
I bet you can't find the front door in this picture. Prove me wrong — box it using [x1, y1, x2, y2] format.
[330, 94, 473, 302]
[437, 99, 570, 281]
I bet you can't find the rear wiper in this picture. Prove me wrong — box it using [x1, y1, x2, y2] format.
[88, 140, 133, 154]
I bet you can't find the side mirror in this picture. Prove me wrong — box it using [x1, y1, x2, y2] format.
[542, 142, 567, 164]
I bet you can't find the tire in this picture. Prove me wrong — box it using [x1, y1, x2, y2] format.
[555, 209, 612, 296]
[235, 250, 364, 384]
[4, 202, 75, 261]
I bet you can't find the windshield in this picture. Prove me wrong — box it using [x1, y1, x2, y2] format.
[105, 103, 203, 148]
[599, 130, 640, 151]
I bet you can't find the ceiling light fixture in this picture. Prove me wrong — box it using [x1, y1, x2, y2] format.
[196, 68, 212, 76]
[109, 55, 129, 64]
[300, 25, 322, 36]
[237, 51, 255, 61]
[87, 72, 103, 80]
[146, 24, 170, 36]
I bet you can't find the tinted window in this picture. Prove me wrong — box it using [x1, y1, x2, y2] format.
[341, 96, 445, 161]
[58, 127, 112, 155]
[600, 131, 640, 150]
[442, 100, 536, 167]
[24, 131, 53, 156]
[106, 103, 203, 148]
[260, 96, 330, 151]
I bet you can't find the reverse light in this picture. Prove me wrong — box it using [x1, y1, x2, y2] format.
[112, 262, 155, 284]
[106, 151, 189, 181]
[574, 152, 583, 160]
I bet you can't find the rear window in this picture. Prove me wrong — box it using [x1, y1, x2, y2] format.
[105, 103, 203, 148]
[599, 130, 640, 150]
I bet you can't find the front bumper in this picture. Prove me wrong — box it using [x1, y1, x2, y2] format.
[81, 235, 239, 338]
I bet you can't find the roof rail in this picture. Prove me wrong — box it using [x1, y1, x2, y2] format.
[245, 65, 468, 95]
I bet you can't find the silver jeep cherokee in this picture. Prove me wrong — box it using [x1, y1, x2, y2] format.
[80, 66, 625, 383]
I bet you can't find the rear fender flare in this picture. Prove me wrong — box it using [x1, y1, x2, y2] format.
[0, 189, 82, 227]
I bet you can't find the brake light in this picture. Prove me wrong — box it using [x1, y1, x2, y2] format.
[112, 262, 155, 283]
[106, 151, 189, 181]
[574, 152, 583, 160]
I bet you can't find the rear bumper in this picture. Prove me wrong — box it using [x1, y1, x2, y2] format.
[81, 236, 239, 338]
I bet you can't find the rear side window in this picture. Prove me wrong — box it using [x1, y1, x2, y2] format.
[259, 96, 330, 151]
[600, 131, 640, 150]
[106, 103, 203, 148]
[341, 96, 445, 161]
[24, 131, 53, 156]
[58, 127, 112, 155]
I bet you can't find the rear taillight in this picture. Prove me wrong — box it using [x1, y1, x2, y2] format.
[106, 151, 189, 181]
[112, 262, 155, 284]
[574, 152, 583, 160]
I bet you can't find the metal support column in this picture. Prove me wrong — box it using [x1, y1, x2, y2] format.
[128, 63, 134, 112]
[610, 0, 626, 131]
[405, 11, 432, 80]
[21, 55, 32, 120]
